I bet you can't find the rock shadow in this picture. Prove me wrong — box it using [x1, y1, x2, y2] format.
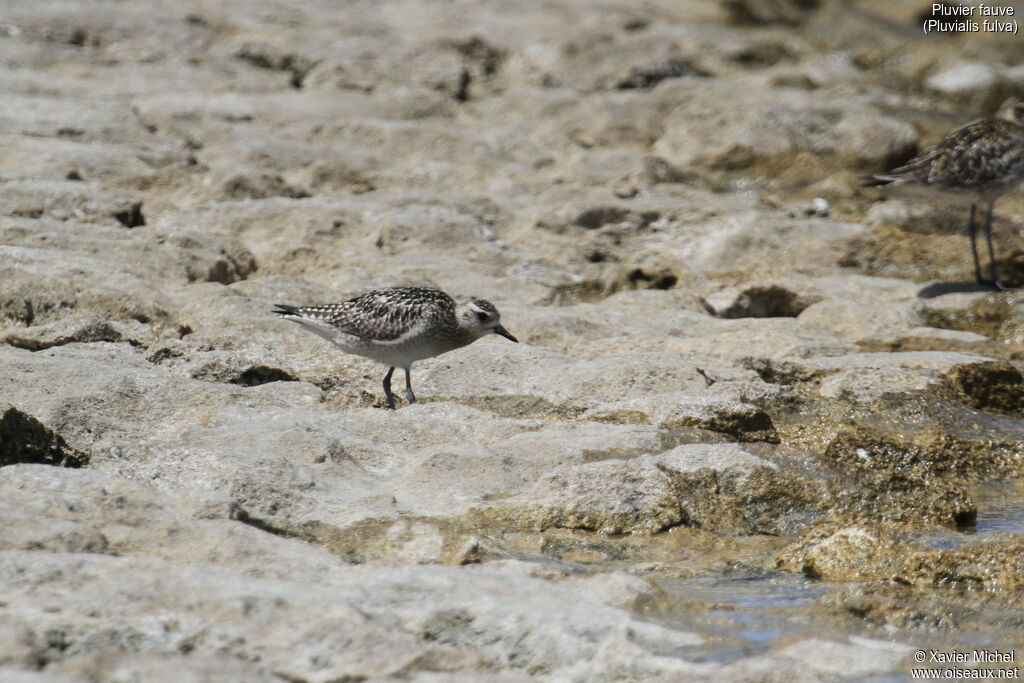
[917, 282, 1004, 299]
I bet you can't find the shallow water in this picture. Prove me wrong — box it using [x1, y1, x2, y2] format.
[965, 479, 1024, 536]
[638, 568, 1024, 677]
[645, 571, 831, 662]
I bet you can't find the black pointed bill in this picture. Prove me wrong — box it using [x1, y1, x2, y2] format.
[494, 324, 518, 343]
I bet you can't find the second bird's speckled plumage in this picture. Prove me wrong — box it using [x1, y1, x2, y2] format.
[274, 286, 517, 409]
[866, 105, 1024, 202]
[864, 99, 1024, 288]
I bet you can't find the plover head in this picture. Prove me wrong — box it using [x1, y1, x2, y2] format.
[996, 98, 1024, 127]
[456, 298, 518, 343]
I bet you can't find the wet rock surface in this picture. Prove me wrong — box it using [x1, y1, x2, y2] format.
[2, 0, 1024, 679]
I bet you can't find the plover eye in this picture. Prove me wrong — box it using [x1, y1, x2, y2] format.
[475, 310, 489, 323]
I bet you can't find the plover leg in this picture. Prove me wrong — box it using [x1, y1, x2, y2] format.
[967, 204, 984, 285]
[404, 367, 417, 404]
[383, 366, 396, 410]
[981, 202, 1008, 290]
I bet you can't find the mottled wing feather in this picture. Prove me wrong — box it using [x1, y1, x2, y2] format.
[285, 287, 455, 342]
[926, 120, 1024, 188]
[878, 119, 1024, 189]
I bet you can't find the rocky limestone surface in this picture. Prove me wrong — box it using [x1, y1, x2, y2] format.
[3, 0, 1024, 680]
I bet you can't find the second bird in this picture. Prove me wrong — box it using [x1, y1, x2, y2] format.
[864, 98, 1024, 289]
[274, 286, 518, 409]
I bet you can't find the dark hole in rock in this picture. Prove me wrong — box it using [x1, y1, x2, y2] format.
[453, 67, 472, 103]
[627, 269, 677, 290]
[741, 358, 809, 385]
[113, 203, 146, 228]
[233, 366, 298, 387]
[67, 28, 88, 46]
[146, 346, 181, 364]
[615, 58, 704, 89]
[622, 18, 650, 31]
[235, 45, 314, 89]
[730, 41, 789, 66]
[575, 206, 633, 229]
[232, 506, 293, 538]
[717, 409, 779, 443]
[955, 510, 978, 528]
[574, 207, 661, 230]
[802, 563, 822, 580]
[723, 0, 820, 26]
[451, 36, 506, 77]
[0, 405, 88, 468]
[12, 207, 43, 219]
[710, 285, 810, 318]
[203, 248, 257, 285]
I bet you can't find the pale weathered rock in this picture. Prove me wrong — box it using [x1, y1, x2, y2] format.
[52, 654, 283, 683]
[777, 637, 913, 677]
[1, 0, 1021, 677]
[2, 315, 153, 351]
[494, 457, 683, 534]
[780, 350, 1006, 381]
[585, 393, 778, 442]
[0, 551, 709, 682]
[558, 572, 655, 610]
[777, 519, 908, 580]
[0, 179, 144, 227]
[862, 199, 960, 233]
[0, 464, 344, 579]
[779, 516, 1024, 591]
[487, 444, 822, 535]
[816, 366, 942, 401]
[654, 444, 823, 535]
[895, 536, 1024, 590]
[924, 62, 1004, 111]
[654, 80, 917, 174]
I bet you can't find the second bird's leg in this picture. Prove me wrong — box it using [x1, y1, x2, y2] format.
[982, 202, 1007, 290]
[967, 204, 984, 285]
[404, 367, 417, 405]
[383, 367, 396, 410]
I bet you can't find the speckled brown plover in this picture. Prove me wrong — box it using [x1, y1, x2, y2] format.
[864, 98, 1024, 289]
[274, 286, 518, 409]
